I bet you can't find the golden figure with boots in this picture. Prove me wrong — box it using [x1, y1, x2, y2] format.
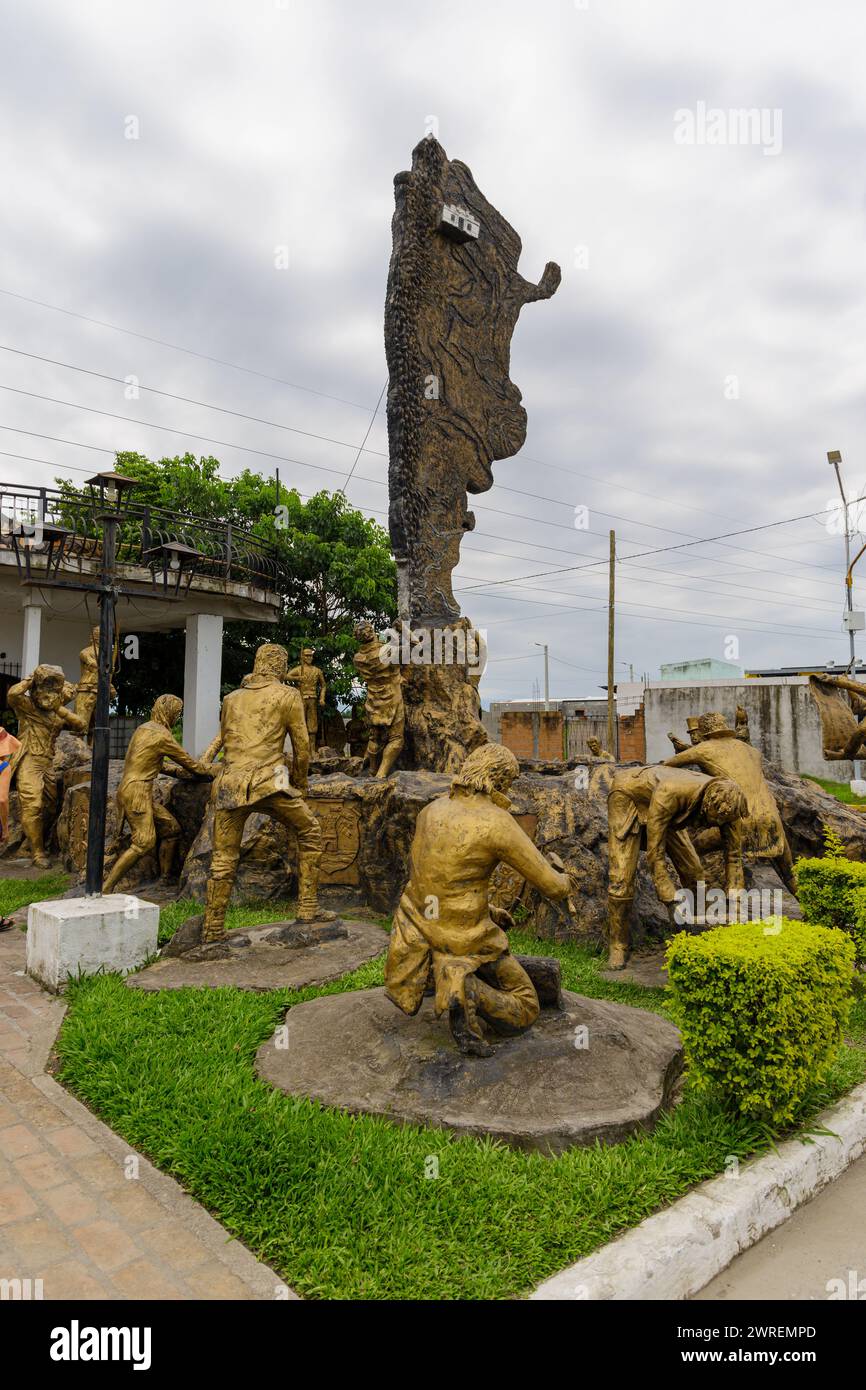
[195, 642, 335, 957]
[75, 626, 118, 741]
[7, 666, 87, 866]
[352, 620, 404, 779]
[663, 710, 796, 893]
[103, 695, 211, 893]
[384, 744, 572, 1056]
[606, 764, 747, 970]
[287, 647, 327, 749]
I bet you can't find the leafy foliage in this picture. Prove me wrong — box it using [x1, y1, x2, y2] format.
[666, 918, 855, 1125]
[796, 852, 866, 962]
[57, 453, 397, 717]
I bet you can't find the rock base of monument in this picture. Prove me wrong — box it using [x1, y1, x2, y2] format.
[127, 919, 387, 993]
[255, 985, 684, 1154]
[26, 893, 159, 993]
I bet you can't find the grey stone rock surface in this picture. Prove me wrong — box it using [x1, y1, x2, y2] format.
[255, 985, 683, 1154]
[127, 919, 387, 992]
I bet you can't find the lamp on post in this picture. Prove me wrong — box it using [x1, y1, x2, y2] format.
[144, 541, 204, 598]
[82, 472, 140, 897]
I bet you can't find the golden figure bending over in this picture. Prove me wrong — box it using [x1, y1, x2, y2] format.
[663, 710, 796, 893]
[103, 695, 211, 893]
[385, 744, 572, 1057]
[352, 620, 404, 779]
[7, 666, 86, 866]
[607, 764, 747, 970]
[198, 642, 335, 952]
[75, 626, 117, 741]
[287, 647, 327, 749]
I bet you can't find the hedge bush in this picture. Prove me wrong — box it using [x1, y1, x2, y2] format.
[795, 856, 866, 963]
[666, 919, 854, 1125]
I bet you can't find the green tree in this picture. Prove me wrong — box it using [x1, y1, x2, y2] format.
[58, 453, 397, 717]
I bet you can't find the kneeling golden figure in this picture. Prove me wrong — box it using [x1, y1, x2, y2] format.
[385, 744, 572, 1057]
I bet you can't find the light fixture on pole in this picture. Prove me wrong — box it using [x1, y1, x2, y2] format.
[144, 541, 205, 598]
[828, 450, 865, 782]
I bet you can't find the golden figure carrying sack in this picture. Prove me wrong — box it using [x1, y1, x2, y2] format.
[7, 666, 86, 866]
[385, 744, 571, 1057]
[103, 695, 211, 893]
[606, 764, 747, 971]
[663, 710, 795, 893]
[196, 642, 335, 953]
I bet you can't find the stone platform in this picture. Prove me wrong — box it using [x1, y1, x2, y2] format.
[126, 920, 387, 993]
[255, 986, 683, 1154]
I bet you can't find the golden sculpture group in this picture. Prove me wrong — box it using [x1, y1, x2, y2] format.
[2, 621, 801, 1049]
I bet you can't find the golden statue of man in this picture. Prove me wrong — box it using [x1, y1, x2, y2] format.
[607, 764, 747, 970]
[74, 625, 117, 741]
[663, 711, 796, 892]
[7, 666, 87, 866]
[197, 642, 335, 952]
[385, 744, 572, 1057]
[286, 647, 327, 748]
[587, 736, 614, 762]
[352, 620, 404, 779]
[0, 724, 22, 845]
[103, 695, 211, 893]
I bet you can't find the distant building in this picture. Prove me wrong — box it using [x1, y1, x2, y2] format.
[659, 657, 744, 681]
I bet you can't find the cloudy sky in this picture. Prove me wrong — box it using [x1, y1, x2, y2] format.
[2, 0, 866, 704]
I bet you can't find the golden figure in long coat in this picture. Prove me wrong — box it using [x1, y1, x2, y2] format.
[385, 744, 571, 1056]
[7, 666, 86, 866]
[197, 642, 335, 950]
[103, 695, 210, 893]
[352, 620, 404, 778]
[607, 764, 747, 970]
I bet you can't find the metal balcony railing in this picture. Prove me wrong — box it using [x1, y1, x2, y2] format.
[0, 483, 280, 591]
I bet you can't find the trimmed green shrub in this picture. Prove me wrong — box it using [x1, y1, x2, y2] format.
[795, 856, 866, 962]
[666, 919, 854, 1125]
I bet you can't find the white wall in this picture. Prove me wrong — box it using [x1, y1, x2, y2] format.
[644, 677, 856, 779]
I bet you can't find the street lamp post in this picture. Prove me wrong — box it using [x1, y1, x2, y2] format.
[828, 450, 865, 781]
[533, 642, 550, 711]
[83, 473, 139, 894]
[10, 470, 204, 895]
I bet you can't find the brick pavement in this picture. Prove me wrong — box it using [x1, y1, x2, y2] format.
[0, 919, 295, 1300]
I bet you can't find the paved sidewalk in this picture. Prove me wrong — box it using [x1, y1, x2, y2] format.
[0, 921, 294, 1300]
[696, 1151, 866, 1301]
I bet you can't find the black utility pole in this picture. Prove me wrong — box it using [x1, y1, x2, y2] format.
[84, 506, 119, 896]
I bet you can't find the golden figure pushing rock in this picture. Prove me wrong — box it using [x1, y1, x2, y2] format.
[385, 744, 572, 1056]
[353, 620, 404, 779]
[103, 695, 211, 893]
[7, 666, 86, 866]
[193, 642, 335, 957]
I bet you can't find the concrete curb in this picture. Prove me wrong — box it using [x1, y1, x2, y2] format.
[530, 1080, 866, 1301]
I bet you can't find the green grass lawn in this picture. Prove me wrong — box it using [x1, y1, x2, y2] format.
[805, 775, 866, 806]
[52, 915, 866, 1301]
[0, 870, 70, 920]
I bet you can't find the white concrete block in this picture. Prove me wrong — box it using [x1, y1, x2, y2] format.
[26, 894, 158, 992]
